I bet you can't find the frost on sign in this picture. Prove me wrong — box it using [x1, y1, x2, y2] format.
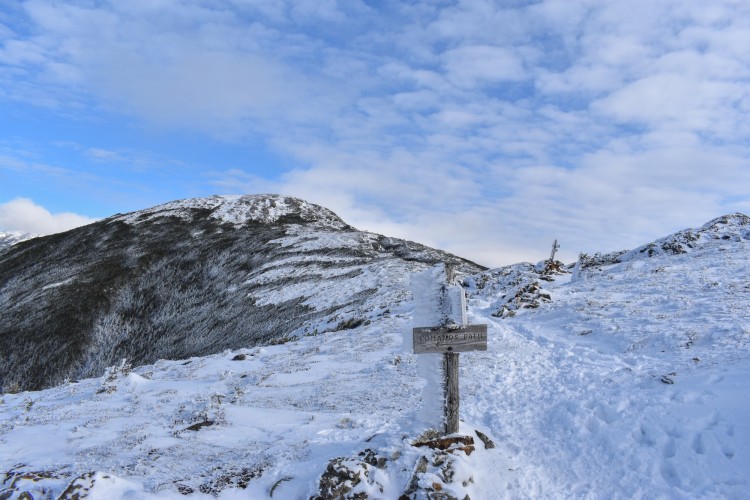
[412, 324, 488, 354]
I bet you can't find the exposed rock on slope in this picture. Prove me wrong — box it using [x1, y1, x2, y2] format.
[464, 261, 566, 318]
[0, 194, 483, 392]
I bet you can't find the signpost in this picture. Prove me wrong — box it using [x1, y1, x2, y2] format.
[412, 324, 488, 354]
[549, 239, 560, 262]
[412, 265, 488, 435]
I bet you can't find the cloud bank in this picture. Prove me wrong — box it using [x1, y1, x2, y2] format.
[1, 0, 749, 265]
[0, 198, 97, 235]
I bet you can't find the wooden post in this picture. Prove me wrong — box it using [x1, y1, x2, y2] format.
[444, 351, 459, 434]
[445, 263, 456, 283]
[443, 264, 462, 435]
[549, 239, 560, 262]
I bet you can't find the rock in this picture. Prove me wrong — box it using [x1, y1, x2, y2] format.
[402, 456, 429, 498]
[197, 466, 264, 494]
[474, 430, 496, 449]
[314, 450, 389, 499]
[184, 420, 214, 432]
[59, 472, 101, 499]
[413, 435, 475, 455]
[315, 458, 363, 499]
[661, 375, 675, 384]
[0, 468, 64, 500]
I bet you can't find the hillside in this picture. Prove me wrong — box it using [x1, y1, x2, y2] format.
[0, 194, 483, 393]
[0, 231, 35, 252]
[1, 209, 748, 498]
[463, 212, 750, 497]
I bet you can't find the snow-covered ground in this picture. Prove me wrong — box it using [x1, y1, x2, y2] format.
[1, 215, 749, 498]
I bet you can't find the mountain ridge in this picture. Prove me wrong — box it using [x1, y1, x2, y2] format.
[0, 194, 483, 392]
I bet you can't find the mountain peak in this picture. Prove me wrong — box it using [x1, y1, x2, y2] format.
[114, 194, 349, 229]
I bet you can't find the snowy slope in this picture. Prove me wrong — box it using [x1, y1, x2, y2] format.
[464, 213, 750, 498]
[2, 213, 749, 498]
[0, 231, 35, 252]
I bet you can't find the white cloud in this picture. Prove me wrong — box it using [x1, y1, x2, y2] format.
[592, 73, 743, 134]
[0, 198, 97, 235]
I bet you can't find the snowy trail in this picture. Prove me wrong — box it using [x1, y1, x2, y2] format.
[465, 319, 749, 498]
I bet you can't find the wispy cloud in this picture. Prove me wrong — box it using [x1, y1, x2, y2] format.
[1, 0, 749, 265]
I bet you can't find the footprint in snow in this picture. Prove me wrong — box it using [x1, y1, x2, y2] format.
[660, 461, 681, 487]
[663, 438, 677, 459]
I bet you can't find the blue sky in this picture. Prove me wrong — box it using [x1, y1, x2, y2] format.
[1, 0, 750, 267]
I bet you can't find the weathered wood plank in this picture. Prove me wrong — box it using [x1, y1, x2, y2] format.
[444, 352, 460, 434]
[412, 324, 488, 354]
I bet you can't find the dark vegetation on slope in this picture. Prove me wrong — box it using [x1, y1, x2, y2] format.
[0, 196, 484, 392]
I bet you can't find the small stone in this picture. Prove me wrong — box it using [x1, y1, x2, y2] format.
[185, 420, 214, 432]
[474, 430, 496, 449]
[402, 456, 429, 497]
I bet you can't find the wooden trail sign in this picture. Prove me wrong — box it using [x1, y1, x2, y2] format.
[412, 265, 488, 434]
[412, 324, 487, 354]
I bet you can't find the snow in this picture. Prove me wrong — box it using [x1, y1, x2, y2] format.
[0, 231, 35, 251]
[113, 194, 348, 229]
[41, 277, 75, 290]
[2, 216, 750, 498]
[410, 265, 448, 430]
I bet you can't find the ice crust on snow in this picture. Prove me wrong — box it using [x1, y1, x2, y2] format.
[1, 214, 749, 498]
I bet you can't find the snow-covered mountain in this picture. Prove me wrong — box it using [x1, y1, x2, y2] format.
[0, 231, 35, 252]
[0, 194, 483, 393]
[1, 205, 748, 499]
